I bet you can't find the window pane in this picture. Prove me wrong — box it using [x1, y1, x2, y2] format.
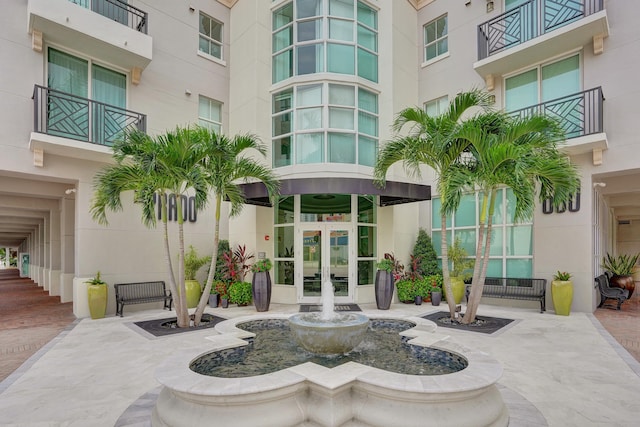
[455, 229, 476, 256]
[506, 259, 532, 278]
[357, 48, 377, 82]
[48, 48, 88, 96]
[296, 133, 324, 163]
[506, 225, 533, 256]
[273, 49, 293, 83]
[424, 21, 436, 44]
[487, 259, 503, 277]
[329, 19, 353, 41]
[275, 226, 295, 256]
[357, 25, 377, 51]
[328, 133, 355, 163]
[358, 136, 376, 166]
[273, 113, 292, 136]
[297, 0, 322, 19]
[275, 260, 295, 285]
[211, 20, 223, 41]
[273, 89, 293, 113]
[505, 69, 538, 112]
[489, 227, 503, 256]
[330, 0, 354, 18]
[327, 43, 355, 74]
[358, 197, 376, 224]
[431, 197, 452, 229]
[273, 3, 293, 29]
[426, 44, 437, 61]
[358, 111, 377, 136]
[275, 196, 295, 224]
[436, 38, 448, 56]
[297, 84, 322, 106]
[92, 64, 125, 108]
[358, 260, 374, 285]
[357, 2, 376, 29]
[273, 27, 293, 52]
[297, 44, 324, 75]
[436, 16, 447, 39]
[329, 84, 355, 106]
[454, 194, 475, 227]
[297, 107, 322, 130]
[431, 230, 452, 257]
[329, 107, 354, 129]
[505, 188, 517, 223]
[199, 14, 211, 36]
[273, 136, 292, 167]
[491, 188, 504, 224]
[297, 19, 322, 42]
[358, 89, 377, 113]
[541, 54, 580, 101]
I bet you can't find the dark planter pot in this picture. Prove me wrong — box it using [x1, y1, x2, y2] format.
[252, 271, 272, 312]
[375, 270, 394, 310]
[431, 291, 442, 306]
[610, 274, 635, 298]
[414, 295, 422, 305]
[221, 298, 229, 308]
[209, 294, 219, 308]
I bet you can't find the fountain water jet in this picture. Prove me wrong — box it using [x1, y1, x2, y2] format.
[289, 281, 369, 354]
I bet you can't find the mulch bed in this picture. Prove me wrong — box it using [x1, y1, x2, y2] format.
[422, 311, 514, 334]
[133, 313, 226, 337]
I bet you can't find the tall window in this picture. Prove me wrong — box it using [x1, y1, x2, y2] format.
[272, 0, 378, 83]
[198, 96, 222, 133]
[424, 14, 448, 62]
[272, 83, 378, 167]
[424, 95, 448, 117]
[431, 189, 533, 277]
[199, 12, 223, 60]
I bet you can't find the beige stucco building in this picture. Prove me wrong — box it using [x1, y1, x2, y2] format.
[1, 0, 638, 317]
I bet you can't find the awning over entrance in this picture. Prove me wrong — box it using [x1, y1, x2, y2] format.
[238, 178, 431, 207]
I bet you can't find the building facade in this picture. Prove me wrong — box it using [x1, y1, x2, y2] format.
[1, 0, 638, 316]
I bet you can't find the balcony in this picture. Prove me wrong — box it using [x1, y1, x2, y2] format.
[30, 85, 146, 163]
[508, 87, 607, 164]
[28, 0, 152, 72]
[474, 0, 608, 79]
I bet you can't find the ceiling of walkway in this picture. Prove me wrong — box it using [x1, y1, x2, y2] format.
[594, 171, 640, 222]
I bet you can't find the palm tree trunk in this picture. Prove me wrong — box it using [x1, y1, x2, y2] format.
[462, 190, 489, 324]
[440, 214, 457, 319]
[175, 192, 189, 327]
[194, 194, 221, 325]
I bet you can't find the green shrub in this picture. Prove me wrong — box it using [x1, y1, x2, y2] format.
[412, 229, 441, 277]
[396, 279, 416, 302]
[229, 281, 252, 305]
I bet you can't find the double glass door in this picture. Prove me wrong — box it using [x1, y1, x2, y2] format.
[299, 224, 352, 303]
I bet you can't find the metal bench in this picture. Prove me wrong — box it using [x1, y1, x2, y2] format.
[594, 274, 629, 310]
[465, 277, 547, 313]
[114, 281, 173, 317]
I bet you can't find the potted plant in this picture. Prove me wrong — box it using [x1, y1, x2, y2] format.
[251, 258, 273, 312]
[215, 281, 229, 308]
[448, 237, 473, 304]
[551, 271, 573, 316]
[209, 281, 222, 308]
[375, 257, 395, 309]
[413, 277, 430, 305]
[85, 271, 107, 319]
[601, 253, 639, 298]
[184, 245, 211, 309]
[427, 274, 443, 306]
[229, 281, 252, 306]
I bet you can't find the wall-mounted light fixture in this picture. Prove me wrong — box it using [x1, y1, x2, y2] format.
[64, 188, 76, 195]
[189, 5, 195, 12]
[486, 1, 494, 12]
[185, 89, 192, 96]
[593, 182, 607, 188]
[465, 1, 471, 6]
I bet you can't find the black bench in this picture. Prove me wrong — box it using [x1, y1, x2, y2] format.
[594, 274, 629, 310]
[114, 281, 173, 317]
[466, 277, 547, 313]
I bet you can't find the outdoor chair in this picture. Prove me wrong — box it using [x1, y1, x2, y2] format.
[594, 274, 629, 310]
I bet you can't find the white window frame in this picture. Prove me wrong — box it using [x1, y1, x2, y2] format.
[424, 95, 448, 117]
[423, 14, 448, 64]
[198, 95, 222, 134]
[198, 12, 224, 62]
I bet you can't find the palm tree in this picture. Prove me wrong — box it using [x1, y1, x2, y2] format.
[90, 127, 209, 327]
[192, 127, 280, 325]
[455, 112, 581, 323]
[374, 90, 491, 319]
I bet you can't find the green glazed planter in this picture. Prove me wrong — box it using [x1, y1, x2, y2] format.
[450, 277, 465, 304]
[87, 284, 107, 319]
[551, 280, 573, 316]
[185, 280, 202, 309]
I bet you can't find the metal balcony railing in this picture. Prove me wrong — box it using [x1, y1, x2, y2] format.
[33, 85, 146, 147]
[478, 0, 604, 60]
[68, 0, 148, 34]
[508, 87, 604, 139]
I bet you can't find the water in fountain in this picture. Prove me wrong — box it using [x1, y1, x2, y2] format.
[320, 280, 335, 320]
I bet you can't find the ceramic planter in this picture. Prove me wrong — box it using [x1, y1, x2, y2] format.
[431, 291, 442, 306]
[185, 280, 202, 309]
[375, 270, 394, 310]
[221, 298, 229, 308]
[610, 274, 635, 298]
[551, 280, 573, 315]
[450, 277, 465, 304]
[252, 271, 272, 312]
[414, 295, 422, 305]
[209, 293, 219, 308]
[87, 284, 107, 319]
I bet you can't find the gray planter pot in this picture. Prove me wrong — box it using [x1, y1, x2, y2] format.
[209, 293, 219, 308]
[431, 291, 442, 306]
[252, 271, 272, 312]
[375, 270, 394, 310]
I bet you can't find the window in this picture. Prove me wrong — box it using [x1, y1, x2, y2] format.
[424, 96, 448, 117]
[272, 83, 378, 167]
[272, 0, 378, 83]
[199, 12, 223, 60]
[198, 96, 222, 133]
[431, 189, 533, 277]
[424, 15, 448, 62]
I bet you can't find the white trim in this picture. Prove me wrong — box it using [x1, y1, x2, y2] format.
[421, 51, 450, 68]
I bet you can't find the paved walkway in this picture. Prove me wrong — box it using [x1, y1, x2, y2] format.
[0, 268, 639, 426]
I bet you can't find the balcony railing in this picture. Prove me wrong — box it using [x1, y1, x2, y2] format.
[478, 0, 603, 60]
[68, 0, 148, 34]
[33, 85, 146, 147]
[508, 87, 604, 139]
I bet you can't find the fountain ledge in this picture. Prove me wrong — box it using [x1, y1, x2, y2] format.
[152, 313, 508, 427]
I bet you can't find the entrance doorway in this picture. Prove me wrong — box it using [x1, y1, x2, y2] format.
[298, 224, 352, 303]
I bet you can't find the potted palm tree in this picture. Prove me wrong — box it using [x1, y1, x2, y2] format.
[448, 237, 473, 304]
[85, 271, 107, 319]
[251, 258, 272, 312]
[601, 253, 639, 298]
[184, 245, 211, 309]
[551, 271, 573, 315]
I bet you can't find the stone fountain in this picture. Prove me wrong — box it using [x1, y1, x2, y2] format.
[289, 281, 369, 354]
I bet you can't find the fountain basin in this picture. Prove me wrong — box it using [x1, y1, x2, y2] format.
[152, 314, 508, 427]
[289, 312, 369, 354]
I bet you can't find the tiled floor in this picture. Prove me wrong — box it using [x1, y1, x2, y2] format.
[593, 288, 640, 361]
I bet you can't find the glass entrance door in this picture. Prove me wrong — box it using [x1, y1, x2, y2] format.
[299, 224, 352, 303]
